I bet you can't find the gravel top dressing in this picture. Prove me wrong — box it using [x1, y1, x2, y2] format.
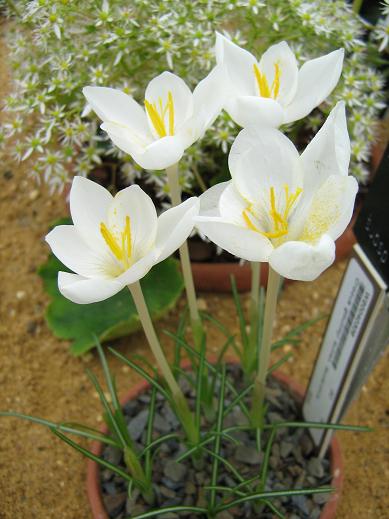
[101, 366, 331, 519]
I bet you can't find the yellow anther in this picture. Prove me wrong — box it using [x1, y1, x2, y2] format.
[144, 90, 175, 138]
[272, 62, 281, 99]
[122, 215, 132, 265]
[253, 62, 282, 100]
[101, 216, 133, 268]
[242, 184, 302, 241]
[242, 209, 259, 232]
[253, 63, 271, 98]
[167, 91, 174, 136]
[100, 222, 123, 261]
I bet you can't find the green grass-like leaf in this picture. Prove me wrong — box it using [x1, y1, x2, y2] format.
[38, 252, 184, 355]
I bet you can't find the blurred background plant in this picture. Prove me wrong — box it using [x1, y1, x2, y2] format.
[0, 0, 387, 196]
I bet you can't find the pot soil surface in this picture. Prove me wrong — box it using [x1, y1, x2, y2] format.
[100, 368, 332, 519]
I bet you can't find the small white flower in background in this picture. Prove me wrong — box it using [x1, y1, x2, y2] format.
[46, 177, 199, 304]
[82, 67, 226, 170]
[215, 32, 344, 128]
[196, 102, 358, 282]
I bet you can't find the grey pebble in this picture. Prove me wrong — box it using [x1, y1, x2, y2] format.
[313, 491, 331, 504]
[280, 440, 294, 458]
[104, 446, 122, 466]
[291, 494, 311, 515]
[102, 492, 126, 516]
[234, 445, 263, 465]
[128, 409, 149, 441]
[163, 460, 187, 482]
[307, 457, 325, 478]
[154, 413, 171, 433]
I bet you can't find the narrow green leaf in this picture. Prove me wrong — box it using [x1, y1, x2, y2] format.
[0, 412, 120, 447]
[129, 505, 208, 519]
[204, 448, 245, 485]
[223, 383, 253, 418]
[175, 435, 215, 463]
[145, 384, 157, 480]
[230, 275, 249, 350]
[140, 433, 180, 458]
[271, 337, 300, 351]
[215, 487, 333, 512]
[85, 369, 127, 449]
[262, 499, 286, 519]
[52, 429, 132, 482]
[259, 428, 277, 491]
[268, 352, 293, 374]
[108, 348, 170, 401]
[164, 332, 251, 421]
[269, 421, 372, 432]
[204, 485, 245, 497]
[95, 340, 132, 446]
[173, 310, 188, 373]
[210, 365, 227, 510]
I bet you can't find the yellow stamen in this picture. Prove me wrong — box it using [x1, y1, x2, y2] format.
[253, 62, 282, 100]
[253, 63, 271, 98]
[272, 62, 281, 99]
[100, 222, 123, 261]
[242, 185, 302, 240]
[242, 209, 259, 232]
[122, 215, 132, 264]
[144, 90, 175, 138]
[144, 100, 167, 138]
[100, 216, 133, 268]
[167, 91, 174, 136]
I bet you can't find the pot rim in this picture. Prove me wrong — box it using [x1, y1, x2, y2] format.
[86, 362, 343, 519]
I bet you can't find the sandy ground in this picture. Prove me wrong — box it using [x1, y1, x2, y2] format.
[0, 18, 388, 519]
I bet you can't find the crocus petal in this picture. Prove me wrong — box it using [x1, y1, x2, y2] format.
[108, 185, 158, 261]
[229, 126, 300, 205]
[269, 235, 335, 281]
[188, 66, 227, 139]
[145, 72, 193, 136]
[258, 41, 298, 106]
[83, 86, 150, 139]
[227, 96, 284, 128]
[58, 271, 123, 304]
[300, 102, 350, 200]
[46, 225, 116, 278]
[218, 182, 247, 226]
[283, 48, 344, 124]
[297, 175, 358, 243]
[70, 176, 113, 251]
[155, 197, 200, 263]
[102, 123, 186, 170]
[117, 250, 158, 286]
[199, 181, 230, 217]
[196, 218, 273, 262]
[215, 32, 257, 97]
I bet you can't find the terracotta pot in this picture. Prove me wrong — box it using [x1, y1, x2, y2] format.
[192, 225, 356, 293]
[86, 365, 343, 519]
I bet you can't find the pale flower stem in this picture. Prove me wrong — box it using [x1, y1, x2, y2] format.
[165, 163, 201, 330]
[128, 282, 182, 397]
[128, 282, 198, 444]
[251, 266, 282, 426]
[248, 261, 261, 374]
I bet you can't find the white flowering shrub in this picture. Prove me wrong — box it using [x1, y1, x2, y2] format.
[1, 0, 386, 194]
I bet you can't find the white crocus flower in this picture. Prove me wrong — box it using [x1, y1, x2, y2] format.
[83, 68, 225, 170]
[196, 102, 358, 281]
[215, 32, 344, 128]
[46, 177, 199, 303]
